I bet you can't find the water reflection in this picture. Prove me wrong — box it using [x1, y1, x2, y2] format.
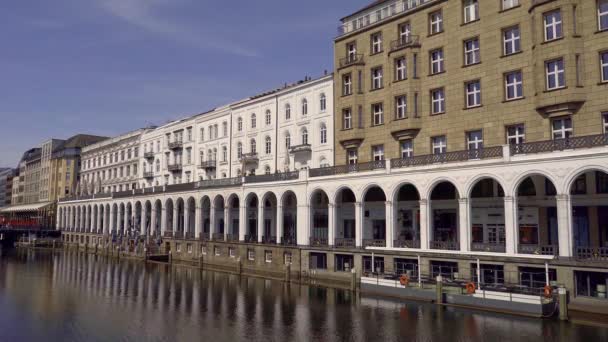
[0, 249, 606, 342]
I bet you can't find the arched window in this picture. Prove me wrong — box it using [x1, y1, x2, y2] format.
[320, 157, 329, 168]
[285, 103, 291, 120]
[251, 113, 257, 128]
[207, 149, 212, 161]
[208, 126, 213, 139]
[214, 124, 219, 138]
[250, 139, 257, 154]
[285, 132, 291, 149]
[222, 146, 227, 162]
[265, 136, 272, 154]
[302, 98, 308, 116]
[265, 165, 271, 175]
[155, 159, 160, 172]
[302, 128, 309, 145]
[237, 142, 242, 158]
[320, 93, 326, 111]
[199, 150, 204, 163]
[236, 169, 242, 177]
[237, 117, 243, 131]
[213, 148, 217, 161]
[221, 172, 227, 178]
[265, 110, 271, 126]
[222, 122, 228, 137]
[320, 124, 328, 144]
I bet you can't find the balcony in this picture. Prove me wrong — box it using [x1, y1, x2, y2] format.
[199, 160, 217, 170]
[339, 54, 364, 69]
[239, 153, 259, 164]
[281, 237, 297, 246]
[309, 237, 329, 246]
[389, 35, 420, 53]
[309, 160, 386, 178]
[168, 141, 183, 150]
[185, 232, 195, 240]
[471, 242, 506, 253]
[173, 231, 184, 239]
[163, 231, 174, 238]
[144, 152, 155, 159]
[510, 134, 608, 156]
[289, 144, 312, 154]
[226, 234, 239, 242]
[199, 232, 210, 241]
[575, 247, 608, 262]
[196, 177, 242, 189]
[212, 233, 224, 241]
[391, 147, 503, 169]
[363, 239, 386, 247]
[167, 163, 183, 172]
[430, 240, 459, 251]
[143, 171, 154, 179]
[519, 244, 559, 256]
[262, 236, 277, 244]
[244, 235, 258, 243]
[335, 238, 356, 248]
[394, 239, 420, 249]
[244, 171, 299, 184]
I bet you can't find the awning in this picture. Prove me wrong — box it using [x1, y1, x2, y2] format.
[0, 202, 53, 213]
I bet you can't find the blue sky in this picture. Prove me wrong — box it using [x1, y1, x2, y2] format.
[0, 0, 368, 166]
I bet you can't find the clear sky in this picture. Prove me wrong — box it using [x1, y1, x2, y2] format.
[0, 0, 369, 167]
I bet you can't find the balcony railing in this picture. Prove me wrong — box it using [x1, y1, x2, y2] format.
[144, 152, 155, 159]
[226, 234, 238, 242]
[289, 144, 312, 154]
[281, 237, 297, 246]
[363, 239, 386, 247]
[575, 247, 608, 261]
[519, 244, 559, 256]
[185, 232, 195, 240]
[212, 233, 225, 241]
[168, 141, 183, 150]
[244, 171, 299, 184]
[199, 232, 210, 241]
[165, 182, 196, 192]
[471, 242, 506, 253]
[309, 160, 386, 178]
[310, 237, 329, 246]
[196, 177, 242, 189]
[244, 235, 258, 243]
[391, 146, 503, 169]
[430, 240, 460, 251]
[510, 134, 608, 156]
[163, 231, 173, 238]
[143, 171, 154, 179]
[394, 239, 420, 248]
[335, 238, 356, 248]
[239, 153, 259, 163]
[173, 231, 184, 239]
[389, 35, 420, 52]
[199, 160, 217, 170]
[262, 236, 277, 244]
[167, 163, 183, 172]
[339, 54, 364, 68]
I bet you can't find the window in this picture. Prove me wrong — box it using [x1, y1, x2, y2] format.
[544, 10, 563, 41]
[395, 57, 407, 81]
[265, 136, 272, 155]
[285, 103, 291, 120]
[600, 0, 608, 31]
[265, 110, 271, 126]
[284, 252, 293, 265]
[251, 113, 257, 128]
[401, 140, 413, 159]
[301, 128, 308, 145]
[371, 67, 383, 89]
[371, 32, 383, 54]
[463, 0, 479, 23]
[503, 26, 520, 55]
[229, 247, 235, 258]
[465, 80, 482, 108]
[505, 71, 523, 100]
[371, 103, 384, 126]
[546, 59, 565, 90]
[222, 146, 227, 162]
[347, 149, 358, 165]
[395, 95, 407, 119]
[223, 122, 228, 137]
[237, 142, 243, 159]
[248, 249, 255, 261]
[343, 108, 352, 129]
[603, 112, 608, 133]
[342, 74, 352, 95]
[250, 139, 257, 154]
[346, 42, 357, 61]
[467, 130, 483, 150]
[320, 124, 327, 144]
[285, 132, 291, 149]
[552, 117, 572, 139]
[237, 117, 243, 131]
[265, 165, 271, 175]
[601, 51, 608, 83]
[320, 93, 327, 111]
[464, 38, 480, 65]
[502, 0, 519, 10]
[506, 124, 525, 145]
[302, 99, 308, 116]
[372, 145, 384, 161]
[430, 49, 444, 74]
[431, 88, 445, 114]
[429, 10, 443, 35]
[265, 250, 272, 263]
[432, 136, 447, 154]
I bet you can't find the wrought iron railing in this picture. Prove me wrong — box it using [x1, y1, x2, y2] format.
[168, 141, 183, 149]
[212, 233, 224, 241]
[390, 35, 420, 52]
[167, 163, 183, 172]
[262, 236, 277, 244]
[394, 239, 420, 248]
[165, 182, 196, 192]
[430, 240, 460, 251]
[239, 153, 259, 163]
[226, 234, 238, 242]
[309, 160, 386, 177]
[143, 171, 154, 178]
[335, 238, 356, 248]
[363, 239, 386, 247]
[310, 237, 329, 246]
[518, 244, 559, 256]
[339, 54, 364, 68]
[199, 160, 217, 169]
[510, 134, 608, 155]
[575, 247, 608, 261]
[196, 177, 242, 189]
[244, 171, 299, 184]
[185, 232, 195, 239]
[199, 232, 210, 241]
[244, 235, 258, 243]
[281, 237, 297, 246]
[173, 231, 184, 239]
[163, 231, 173, 238]
[471, 242, 506, 253]
[144, 152, 155, 159]
[289, 144, 312, 153]
[391, 146, 503, 169]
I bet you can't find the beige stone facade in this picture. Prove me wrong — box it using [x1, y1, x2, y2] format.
[333, 0, 608, 164]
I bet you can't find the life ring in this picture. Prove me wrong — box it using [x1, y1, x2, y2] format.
[466, 282, 476, 294]
[544, 285, 553, 298]
[400, 274, 410, 286]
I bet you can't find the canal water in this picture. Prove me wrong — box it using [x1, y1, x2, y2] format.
[0, 250, 606, 342]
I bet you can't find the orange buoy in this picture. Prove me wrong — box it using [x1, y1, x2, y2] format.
[466, 282, 476, 294]
[399, 274, 410, 286]
[544, 285, 553, 298]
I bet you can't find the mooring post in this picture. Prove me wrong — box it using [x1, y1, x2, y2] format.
[436, 275, 443, 304]
[559, 287, 568, 321]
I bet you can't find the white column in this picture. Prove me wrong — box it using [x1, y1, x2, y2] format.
[556, 194, 573, 257]
[239, 205, 246, 241]
[224, 207, 230, 240]
[195, 205, 202, 238]
[458, 198, 469, 252]
[385, 201, 394, 248]
[504, 196, 517, 255]
[328, 203, 335, 246]
[96, 208, 102, 234]
[184, 201, 191, 237]
[419, 199, 430, 249]
[141, 205, 148, 236]
[160, 207, 167, 235]
[355, 202, 363, 247]
[150, 208, 157, 236]
[172, 205, 178, 236]
[209, 205, 216, 236]
[110, 205, 116, 233]
[257, 204, 264, 243]
[277, 205, 284, 243]
[297, 204, 309, 246]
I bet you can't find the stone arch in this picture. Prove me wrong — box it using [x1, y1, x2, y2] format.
[464, 174, 508, 198]
[510, 170, 560, 199]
